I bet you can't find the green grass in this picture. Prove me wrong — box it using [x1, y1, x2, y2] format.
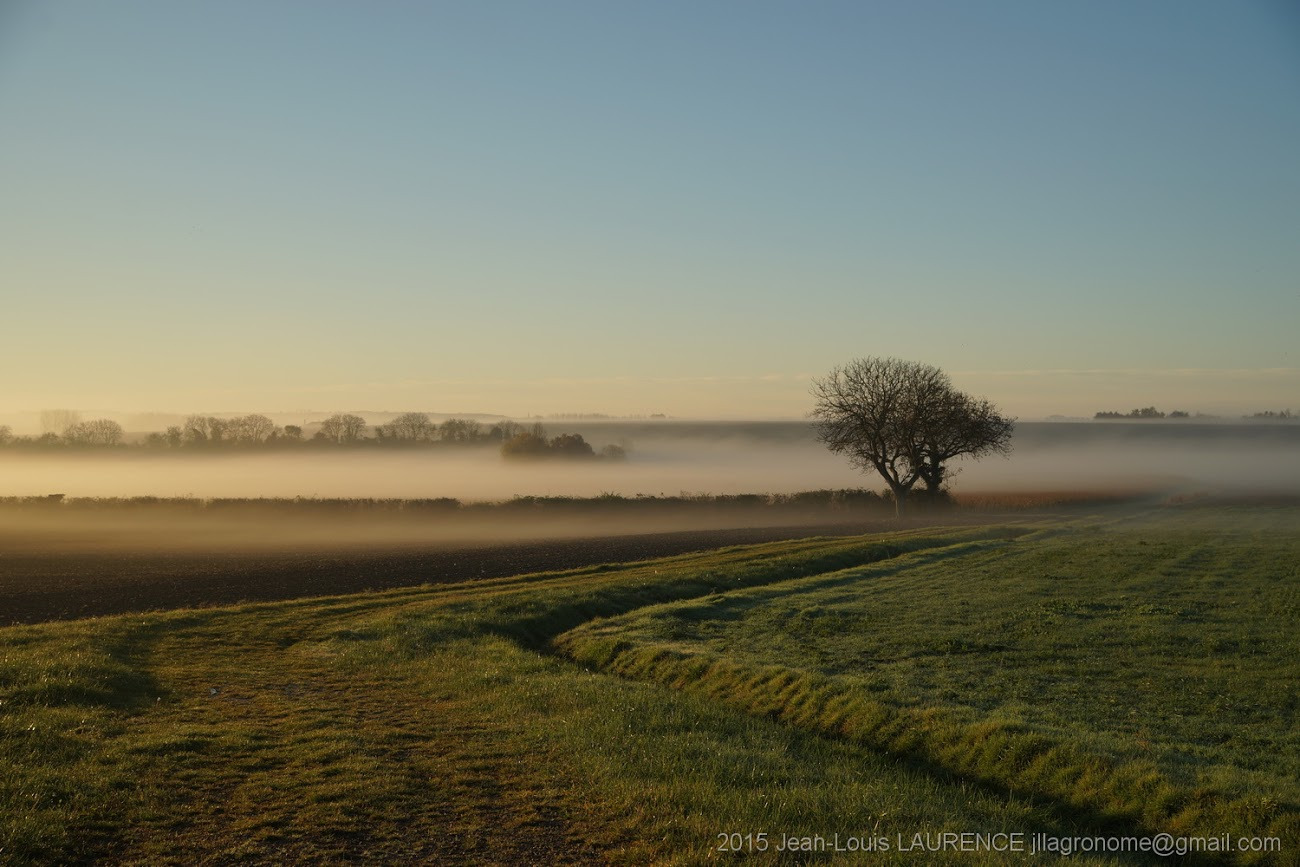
[1, 508, 1296, 863]
[556, 507, 1300, 858]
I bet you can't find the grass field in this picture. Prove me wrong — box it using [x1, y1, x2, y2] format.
[1, 504, 1296, 863]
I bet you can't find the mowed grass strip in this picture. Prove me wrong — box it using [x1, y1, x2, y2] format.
[3, 524, 1057, 863]
[555, 508, 1300, 858]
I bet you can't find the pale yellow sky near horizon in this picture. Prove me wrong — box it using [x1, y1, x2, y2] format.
[1, 366, 1295, 431]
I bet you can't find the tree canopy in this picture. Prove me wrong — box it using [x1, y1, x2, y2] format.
[810, 357, 1013, 515]
[62, 418, 124, 446]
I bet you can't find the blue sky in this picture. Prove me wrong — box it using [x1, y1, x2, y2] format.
[1, 1, 1296, 417]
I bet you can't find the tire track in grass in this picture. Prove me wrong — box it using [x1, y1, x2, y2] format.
[78, 611, 605, 864]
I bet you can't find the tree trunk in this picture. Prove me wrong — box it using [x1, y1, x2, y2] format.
[890, 484, 908, 518]
[915, 460, 949, 512]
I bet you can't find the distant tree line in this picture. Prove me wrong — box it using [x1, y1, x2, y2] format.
[1094, 407, 1294, 420]
[1094, 407, 1181, 419]
[0, 413, 627, 460]
[0, 418, 127, 447]
[498, 422, 626, 460]
[0, 489, 890, 515]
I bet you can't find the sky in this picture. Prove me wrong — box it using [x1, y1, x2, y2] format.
[1, 0, 1297, 419]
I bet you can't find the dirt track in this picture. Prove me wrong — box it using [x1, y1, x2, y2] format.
[0, 521, 890, 627]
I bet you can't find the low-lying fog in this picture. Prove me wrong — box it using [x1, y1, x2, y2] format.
[2, 422, 1297, 500]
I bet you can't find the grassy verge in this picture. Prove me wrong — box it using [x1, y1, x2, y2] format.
[554, 508, 1300, 859]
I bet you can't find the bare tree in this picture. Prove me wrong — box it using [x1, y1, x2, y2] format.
[810, 357, 1013, 516]
[340, 414, 368, 442]
[914, 391, 1014, 504]
[318, 413, 368, 444]
[208, 417, 229, 443]
[182, 415, 230, 444]
[439, 418, 482, 443]
[63, 418, 124, 446]
[182, 415, 209, 444]
[382, 412, 436, 442]
[227, 414, 276, 444]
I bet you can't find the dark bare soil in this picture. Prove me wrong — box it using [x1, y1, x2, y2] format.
[0, 521, 893, 626]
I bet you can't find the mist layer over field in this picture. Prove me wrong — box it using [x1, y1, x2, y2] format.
[0, 422, 1296, 501]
